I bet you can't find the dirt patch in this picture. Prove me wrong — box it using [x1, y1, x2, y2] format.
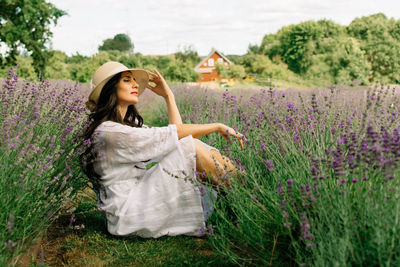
[34, 214, 106, 267]
[36, 216, 74, 266]
[192, 238, 216, 257]
[10, 236, 43, 267]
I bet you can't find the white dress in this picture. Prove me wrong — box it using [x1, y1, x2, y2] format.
[92, 121, 217, 238]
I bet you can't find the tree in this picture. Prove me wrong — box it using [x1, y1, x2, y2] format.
[348, 13, 400, 83]
[0, 0, 66, 77]
[174, 45, 200, 65]
[45, 50, 70, 80]
[98, 33, 134, 53]
[165, 59, 199, 82]
[215, 63, 245, 79]
[247, 43, 261, 54]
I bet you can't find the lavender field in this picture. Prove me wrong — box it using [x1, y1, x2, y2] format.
[1, 67, 400, 266]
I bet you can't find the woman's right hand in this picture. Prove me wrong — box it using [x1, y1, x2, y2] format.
[146, 68, 174, 98]
[217, 123, 247, 150]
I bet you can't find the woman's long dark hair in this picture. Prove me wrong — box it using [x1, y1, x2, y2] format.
[79, 72, 143, 191]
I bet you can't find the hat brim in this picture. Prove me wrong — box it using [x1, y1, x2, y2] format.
[89, 69, 149, 104]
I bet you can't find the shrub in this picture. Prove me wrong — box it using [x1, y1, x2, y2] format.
[0, 67, 87, 265]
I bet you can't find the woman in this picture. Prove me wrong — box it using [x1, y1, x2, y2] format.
[81, 61, 246, 238]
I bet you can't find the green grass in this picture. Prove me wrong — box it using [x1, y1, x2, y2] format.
[38, 190, 233, 267]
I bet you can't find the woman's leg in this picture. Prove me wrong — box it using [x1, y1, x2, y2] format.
[193, 139, 238, 187]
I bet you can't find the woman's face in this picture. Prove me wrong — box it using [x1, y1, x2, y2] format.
[116, 71, 140, 106]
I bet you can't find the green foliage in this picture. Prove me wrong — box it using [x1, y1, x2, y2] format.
[215, 63, 230, 79]
[119, 53, 140, 68]
[98, 33, 134, 53]
[67, 51, 113, 83]
[236, 53, 313, 86]
[348, 13, 400, 83]
[45, 50, 70, 80]
[16, 56, 37, 80]
[227, 64, 246, 79]
[258, 14, 400, 85]
[0, 55, 37, 80]
[40, 49, 199, 83]
[174, 45, 201, 65]
[0, 0, 66, 76]
[279, 21, 323, 73]
[276, 20, 345, 75]
[3, 12, 399, 86]
[247, 43, 262, 54]
[327, 37, 371, 85]
[137, 54, 168, 72]
[215, 63, 245, 79]
[258, 19, 349, 85]
[65, 52, 89, 64]
[165, 59, 199, 82]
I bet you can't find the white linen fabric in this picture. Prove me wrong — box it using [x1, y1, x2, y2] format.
[92, 121, 217, 238]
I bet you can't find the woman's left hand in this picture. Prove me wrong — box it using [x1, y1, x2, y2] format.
[146, 68, 173, 98]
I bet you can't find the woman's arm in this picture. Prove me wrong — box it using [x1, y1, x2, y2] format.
[165, 93, 183, 125]
[147, 69, 183, 125]
[176, 123, 246, 150]
[176, 123, 220, 139]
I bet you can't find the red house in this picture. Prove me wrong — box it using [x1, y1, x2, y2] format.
[194, 48, 232, 82]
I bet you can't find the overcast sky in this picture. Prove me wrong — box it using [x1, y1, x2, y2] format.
[48, 0, 399, 57]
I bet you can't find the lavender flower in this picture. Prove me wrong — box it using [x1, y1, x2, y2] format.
[266, 159, 274, 171]
[277, 181, 285, 196]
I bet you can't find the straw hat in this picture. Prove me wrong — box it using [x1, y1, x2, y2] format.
[87, 61, 149, 110]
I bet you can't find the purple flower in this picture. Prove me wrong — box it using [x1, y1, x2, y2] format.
[277, 182, 284, 196]
[303, 231, 312, 239]
[83, 139, 91, 146]
[266, 159, 274, 171]
[199, 226, 206, 234]
[260, 142, 265, 151]
[198, 186, 205, 196]
[266, 160, 274, 171]
[69, 214, 76, 224]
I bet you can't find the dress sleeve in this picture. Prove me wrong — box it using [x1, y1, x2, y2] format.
[102, 124, 179, 163]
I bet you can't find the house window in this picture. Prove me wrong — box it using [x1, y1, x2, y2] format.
[217, 58, 223, 64]
[208, 58, 214, 67]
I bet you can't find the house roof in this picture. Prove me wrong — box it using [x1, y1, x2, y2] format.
[194, 48, 233, 71]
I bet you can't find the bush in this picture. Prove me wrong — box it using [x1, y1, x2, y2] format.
[165, 59, 199, 82]
[0, 67, 88, 264]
